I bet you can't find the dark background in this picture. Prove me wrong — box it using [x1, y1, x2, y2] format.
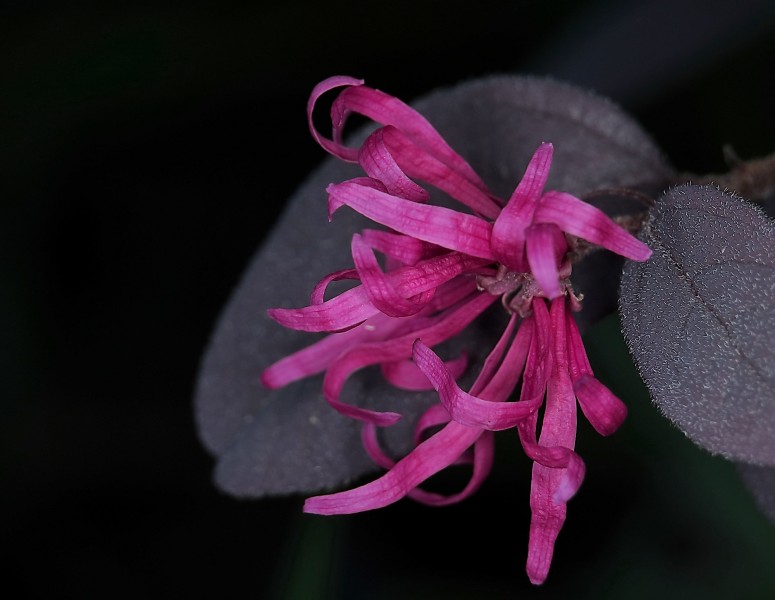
[4, 1, 775, 598]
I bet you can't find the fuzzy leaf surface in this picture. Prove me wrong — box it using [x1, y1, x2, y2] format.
[621, 185, 775, 465]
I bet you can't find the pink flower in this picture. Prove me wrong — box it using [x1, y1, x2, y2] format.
[261, 76, 651, 584]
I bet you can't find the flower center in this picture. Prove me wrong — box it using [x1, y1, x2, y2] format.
[476, 262, 583, 317]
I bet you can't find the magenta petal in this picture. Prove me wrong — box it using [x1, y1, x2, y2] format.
[535, 191, 652, 261]
[491, 143, 554, 271]
[351, 234, 435, 317]
[526, 298, 581, 585]
[389, 253, 490, 302]
[525, 223, 567, 299]
[327, 181, 495, 260]
[304, 420, 482, 514]
[564, 305, 627, 435]
[261, 311, 405, 389]
[381, 127, 501, 219]
[360, 229, 428, 266]
[322, 293, 497, 424]
[426, 275, 482, 312]
[540, 298, 578, 459]
[268, 284, 376, 332]
[412, 339, 538, 430]
[382, 353, 468, 391]
[361, 423, 396, 470]
[362, 417, 491, 507]
[469, 314, 518, 397]
[268, 285, 375, 332]
[514, 300, 553, 416]
[330, 84, 487, 189]
[359, 128, 430, 202]
[574, 375, 628, 436]
[384, 254, 489, 307]
[309, 268, 359, 305]
[475, 317, 533, 402]
[270, 252, 488, 332]
[307, 75, 363, 162]
[526, 475, 567, 586]
[409, 432, 495, 506]
[325, 396, 402, 427]
[414, 404, 451, 445]
[565, 313, 593, 380]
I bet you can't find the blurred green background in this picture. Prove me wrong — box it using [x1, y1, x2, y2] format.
[3, 1, 775, 598]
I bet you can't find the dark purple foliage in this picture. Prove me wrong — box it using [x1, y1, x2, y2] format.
[620, 185, 775, 466]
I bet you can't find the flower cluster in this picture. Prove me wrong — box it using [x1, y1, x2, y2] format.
[261, 76, 652, 584]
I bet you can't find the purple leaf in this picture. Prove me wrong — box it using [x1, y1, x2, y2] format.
[620, 184, 775, 465]
[195, 75, 673, 498]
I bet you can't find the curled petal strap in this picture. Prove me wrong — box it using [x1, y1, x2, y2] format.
[526, 297, 581, 586]
[475, 316, 533, 402]
[573, 375, 628, 437]
[565, 313, 593, 380]
[362, 418, 492, 507]
[491, 143, 554, 272]
[307, 75, 363, 161]
[362, 419, 471, 472]
[269, 251, 489, 332]
[410, 433, 494, 506]
[268, 285, 377, 333]
[359, 128, 429, 202]
[427, 275, 482, 312]
[261, 311, 404, 389]
[351, 234, 435, 317]
[525, 223, 567, 300]
[304, 421, 483, 514]
[414, 404, 451, 446]
[381, 127, 501, 219]
[328, 181, 495, 260]
[332, 84, 488, 189]
[469, 314, 519, 397]
[535, 191, 652, 261]
[360, 229, 429, 266]
[382, 353, 468, 391]
[412, 335, 538, 431]
[322, 292, 497, 423]
[565, 313, 627, 436]
[361, 423, 396, 470]
[309, 268, 359, 305]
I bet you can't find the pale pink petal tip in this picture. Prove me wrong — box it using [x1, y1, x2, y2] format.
[553, 453, 586, 503]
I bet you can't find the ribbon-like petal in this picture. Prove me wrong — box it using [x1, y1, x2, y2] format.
[525, 223, 567, 299]
[565, 310, 627, 436]
[359, 128, 430, 202]
[322, 292, 497, 424]
[535, 190, 652, 261]
[269, 252, 489, 332]
[491, 143, 554, 271]
[412, 325, 536, 431]
[328, 181, 495, 260]
[304, 420, 483, 514]
[381, 353, 468, 391]
[351, 234, 435, 317]
[526, 297, 582, 586]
